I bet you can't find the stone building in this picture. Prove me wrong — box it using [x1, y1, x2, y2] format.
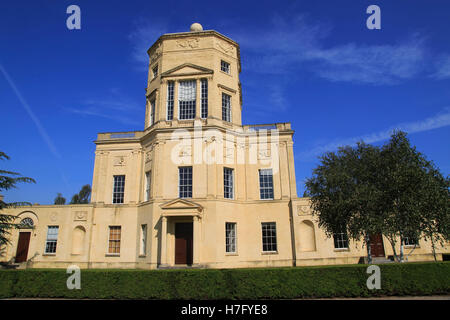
[1, 23, 447, 269]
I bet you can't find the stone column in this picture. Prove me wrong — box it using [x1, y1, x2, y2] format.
[160, 216, 167, 266]
[195, 78, 201, 119]
[193, 216, 200, 265]
[174, 81, 179, 121]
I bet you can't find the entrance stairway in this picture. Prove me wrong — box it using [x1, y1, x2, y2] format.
[158, 264, 205, 269]
[359, 256, 395, 264]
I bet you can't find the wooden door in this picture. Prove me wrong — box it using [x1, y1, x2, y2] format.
[369, 234, 385, 257]
[175, 223, 193, 265]
[15, 232, 31, 263]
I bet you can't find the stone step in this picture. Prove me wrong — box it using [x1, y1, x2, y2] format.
[158, 264, 205, 270]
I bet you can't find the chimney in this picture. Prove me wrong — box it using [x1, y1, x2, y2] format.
[0, 195, 4, 202]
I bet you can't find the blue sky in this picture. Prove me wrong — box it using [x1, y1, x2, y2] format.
[1, 0, 449, 204]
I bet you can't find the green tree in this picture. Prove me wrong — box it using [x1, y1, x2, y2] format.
[0, 152, 35, 250]
[305, 131, 449, 263]
[419, 166, 450, 261]
[54, 193, 66, 205]
[70, 184, 91, 204]
[379, 132, 433, 261]
[379, 131, 449, 262]
[305, 142, 383, 264]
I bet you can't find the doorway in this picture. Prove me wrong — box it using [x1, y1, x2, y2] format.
[369, 233, 385, 257]
[15, 232, 31, 263]
[175, 223, 193, 265]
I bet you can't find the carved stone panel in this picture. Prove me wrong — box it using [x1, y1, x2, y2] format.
[176, 38, 199, 49]
[74, 211, 87, 221]
[258, 148, 271, 160]
[216, 40, 234, 56]
[297, 205, 310, 216]
[113, 156, 126, 166]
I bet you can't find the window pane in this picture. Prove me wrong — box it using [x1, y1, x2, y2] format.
[150, 99, 156, 125]
[109, 226, 121, 254]
[224, 168, 234, 199]
[179, 167, 193, 198]
[259, 169, 274, 199]
[45, 226, 59, 253]
[222, 93, 231, 122]
[201, 79, 208, 118]
[145, 171, 151, 201]
[261, 222, 277, 252]
[179, 81, 196, 120]
[333, 232, 349, 249]
[221, 60, 230, 73]
[167, 81, 174, 120]
[226, 222, 236, 253]
[113, 175, 125, 204]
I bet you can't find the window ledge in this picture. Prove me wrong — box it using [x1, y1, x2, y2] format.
[220, 70, 231, 77]
[261, 251, 278, 255]
[43, 253, 56, 256]
[105, 253, 120, 257]
[334, 248, 350, 252]
[225, 253, 238, 256]
[139, 255, 147, 258]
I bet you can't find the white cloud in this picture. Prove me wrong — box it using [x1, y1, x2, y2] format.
[232, 15, 429, 85]
[432, 55, 450, 80]
[64, 89, 142, 126]
[65, 106, 141, 126]
[128, 19, 169, 65]
[298, 107, 450, 160]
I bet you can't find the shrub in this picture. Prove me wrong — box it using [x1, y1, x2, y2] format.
[0, 262, 448, 299]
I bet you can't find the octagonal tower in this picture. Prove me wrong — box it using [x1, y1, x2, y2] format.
[144, 23, 242, 130]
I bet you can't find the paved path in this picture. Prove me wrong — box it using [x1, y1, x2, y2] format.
[313, 295, 450, 300]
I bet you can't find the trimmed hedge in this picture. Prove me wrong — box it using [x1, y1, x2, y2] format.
[0, 262, 449, 299]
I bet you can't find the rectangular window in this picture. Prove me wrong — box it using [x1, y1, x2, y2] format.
[149, 99, 156, 125]
[403, 236, 418, 246]
[201, 79, 208, 118]
[167, 81, 174, 120]
[152, 65, 158, 78]
[108, 226, 121, 254]
[224, 167, 234, 199]
[140, 224, 147, 256]
[333, 232, 349, 249]
[145, 171, 151, 201]
[45, 226, 59, 254]
[222, 93, 231, 122]
[221, 60, 230, 74]
[179, 167, 192, 198]
[225, 222, 237, 253]
[259, 169, 274, 200]
[179, 80, 196, 120]
[113, 175, 125, 204]
[262, 222, 277, 252]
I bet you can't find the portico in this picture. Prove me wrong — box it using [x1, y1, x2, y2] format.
[159, 199, 203, 267]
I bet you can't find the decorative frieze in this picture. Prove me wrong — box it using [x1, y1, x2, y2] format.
[176, 38, 199, 49]
[113, 156, 126, 166]
[74, 211, 87, 221]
